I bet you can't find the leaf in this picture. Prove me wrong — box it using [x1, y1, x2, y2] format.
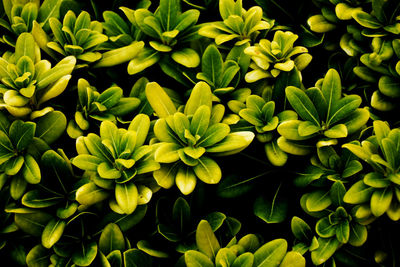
[322, 69, 341, 122]
[38, 0, 62, 31]
[128, 114, 150, 149]
[343, 180, 374, 204]
[327, 95, 361, 126]
[154, 143, 181, 163]
[193, 156, 222, 184]
[176, 166, 197, 195]
[254, 184, 288, 224]
[9, 120, 35, 151]
[352, 11, 382, 29]
[37, 56, 76, 89]
[311, 237, 340, 265]
[115, 183, 139, 214]
[254, 239, 287, 267]
[145, 82, 177, 118]
[215, 248, 236, 267]
[35, 111, 67, 144]
[15, 32, 36, 61]
[279, 251, 306, 267]
[76, 182, 110, 206]
[99, 223, 125, 255]
[171, 48, 200, 68]
[232, 253, 254, 267]
[72, 241, 98, 266]
[370, 187, 393, 217]
[196, 220, 220, 260]
[305, 190, 332, 212]
[348, 223, 368, 247]
[172, 197, 191, 233]
[41, 219, 66, 249]
[190, 105, 211, 138]
[291, 216, 312, 241]
[184, 82, 213, 116]
[124, 249, 153, 267]
[22, 154, 41, 184]
[184, 250, 214, 267]
[202, 44, 223, 85]
[158, 0, 180, 30]
[26, 245, 51, 267]
[15, 212, 52, 237]
[285, 86, 320, 126]
[206, 131, 254, 156]
[315, 217, 336, 238]
[72, 154, 103, 171]
[22, 190, 60, 208]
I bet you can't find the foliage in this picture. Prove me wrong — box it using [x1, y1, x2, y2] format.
[1, 0, 400, 266]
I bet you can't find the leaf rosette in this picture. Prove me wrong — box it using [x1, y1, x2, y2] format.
[146, 81, 254, 195]
[72, 115, 160, 214]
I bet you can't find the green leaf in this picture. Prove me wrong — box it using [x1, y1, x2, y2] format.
[197, 123, 230, 148]
[115, 183, 138, 214]
[154, 143, 181, 163]
[305, 190, 332, 212]
[128, 114, 150, 149]
[279, 251, 306, 267]
[291, 216, 312, 241]
[254, 239, 287, 267]
[206, 131, 254, 156]
[352, 11, 382, 29]
[124, 249, 152, 267]
[311, 237, 340, 265]
[215, 248, 236, 267]
[190, 105, 211, 138]
[202, 44, 223, 85]
[15, 212, 52, 237]
[145, 82, 177, 118]
[26, 245, 51, 267]
[176, 165, 197, 195]
[9, 120, 35, 151]
[343, 180, 374, 204]
[322, 69, 341, 122]
[22, 154, 41, 184]
[324, 124, 347, 138]
[38, 0, 62, 31]
[184, 250, 214, 267]
[99, 223, 125, 255]
[328, 95, 361, 126]
[21, 190, 61, 208]
[315, 217, 336, 238]
[15, 32, 36, 61]
[348, 223, 368, 247]
[171, 48, 200, 68]
[35, 111, 67, 144]
[184, 82, 213, 116]
[6, 155, 25, 176]
[72, 154, 103, 171]
[196, 220, 220, 260]
[370, 187, 392, 217]
[158, 0, 180, 30]
[37, 56, 76, 89]
[41, 219, 66, 249]
[72, 241, 98, 266]
[76, 182, 110, 206]
[232, 252, 254, 267]
[172, 197, 191, 232]
[336, 220, 350, 243]
[98, 86, 123, 109]
[285, 86, 320, 126]
[193, 156, 222, 184]
[254, 184, 288, 224]
[127, 47, 160, 75]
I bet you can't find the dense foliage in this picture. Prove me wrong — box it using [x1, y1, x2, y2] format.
[1, 0, 400, 266]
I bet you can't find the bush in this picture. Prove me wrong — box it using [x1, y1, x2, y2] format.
[1, 0, 400, 266]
